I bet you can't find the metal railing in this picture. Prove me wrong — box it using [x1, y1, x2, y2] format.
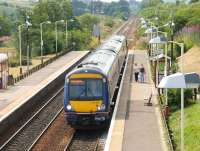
[158, 94, 175, 151]
[11, 49, 72, 84]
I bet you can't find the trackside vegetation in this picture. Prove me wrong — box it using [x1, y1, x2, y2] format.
[0, 0, 129, 69]
[138, 0, 200, 150]
[169, 103, 200, 151]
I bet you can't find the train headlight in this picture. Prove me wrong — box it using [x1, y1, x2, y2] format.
[97, 104, 106, 111]
[67, 104, 72, 110]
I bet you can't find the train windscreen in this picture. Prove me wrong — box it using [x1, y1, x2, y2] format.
[69, 79, 103, 100]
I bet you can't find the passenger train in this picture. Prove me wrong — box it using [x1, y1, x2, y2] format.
[64, 35, 128, 127]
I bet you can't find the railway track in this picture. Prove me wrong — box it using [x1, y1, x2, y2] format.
[30, 110, 75, 151]
[0, 87, 64, 151]
[0, 18, 136, 151]
[65, 130, 102, 151]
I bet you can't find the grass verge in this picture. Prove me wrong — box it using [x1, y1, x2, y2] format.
[169, 102, 200, 151]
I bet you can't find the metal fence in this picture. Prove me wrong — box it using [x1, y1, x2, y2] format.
[9, 49, 72, 85]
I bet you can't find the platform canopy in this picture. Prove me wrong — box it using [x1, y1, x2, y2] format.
[158, 72, 200, 88]
[150, 53, 171, 61]
[0, 53, 8, 63]
[145, 27, 157, 34]
[141, 24, 148, 29]
[149, 36, 167, 44]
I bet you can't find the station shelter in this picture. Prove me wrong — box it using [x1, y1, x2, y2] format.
[0, 53, 8, 89]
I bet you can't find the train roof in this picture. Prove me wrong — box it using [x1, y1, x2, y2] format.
[78, 50, 116, 75]
[99, 35, 126, 53]
[67, 35, 126, 77]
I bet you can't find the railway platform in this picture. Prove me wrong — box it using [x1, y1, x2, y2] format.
[105, 50, 168, 151]
[0, 51, 88, 132]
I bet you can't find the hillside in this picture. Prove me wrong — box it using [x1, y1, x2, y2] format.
[0, 0, 37, 8]
[178, 46, 200, 74]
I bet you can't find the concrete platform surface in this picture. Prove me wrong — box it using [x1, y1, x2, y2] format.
[123, 50, 167, 151]
[0, 51, 88, 122]
[106, 50, 168, 151]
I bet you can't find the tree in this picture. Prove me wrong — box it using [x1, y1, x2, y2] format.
[140, 0, 162, 8]
[190, 0, 199, 3]
[72, 0, 89, 16]
[27, 0, 73, 55]
[0, 16, 12, 36]
[77, 13, 99, 31]
[103, 0, 130, 20]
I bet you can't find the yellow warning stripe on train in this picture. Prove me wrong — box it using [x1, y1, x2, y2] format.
[70, 73, 102, 79]
[70, 100, 102, 112]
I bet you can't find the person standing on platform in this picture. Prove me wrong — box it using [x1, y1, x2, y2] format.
[134, 63, 139, 82]
[140, 64, 145, 83]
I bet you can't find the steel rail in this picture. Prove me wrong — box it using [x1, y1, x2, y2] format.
[0, 87, 64, 150]
[27, 107, 64, 151]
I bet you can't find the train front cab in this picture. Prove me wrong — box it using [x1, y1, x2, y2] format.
[64, 70, 110, 126]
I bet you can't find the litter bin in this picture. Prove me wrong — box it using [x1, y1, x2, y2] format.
[8, 75, 14, 85]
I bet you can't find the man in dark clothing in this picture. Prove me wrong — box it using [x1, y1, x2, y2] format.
[140, 64, 145, 83]
[134, 63, 139, 82]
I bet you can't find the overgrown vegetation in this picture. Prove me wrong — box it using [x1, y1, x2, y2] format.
[138, 1, 200, 150]
[169, 103, 200, 151]
[0, 0, 128, 67]
[138, 0, 200, 54]
[72, 0, 130, 20]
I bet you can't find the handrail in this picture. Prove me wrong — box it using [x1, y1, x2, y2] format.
[12, 48, 72, 84]
[158, 94, 175, 151]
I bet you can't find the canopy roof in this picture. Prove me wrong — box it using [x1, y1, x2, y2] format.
[0, 53, 8, 63]
[145, 27, 157, 34]
[150, 53, 171, 61]
[158, 72, 200, 88]
[149, 36, 167, 44]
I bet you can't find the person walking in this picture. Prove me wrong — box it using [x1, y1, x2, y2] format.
[134, 63, 139, 82]
[140, 64, 145, 83]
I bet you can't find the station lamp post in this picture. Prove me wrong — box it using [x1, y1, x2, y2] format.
[55, 20, 64, 56]
[65, 20, 68, 51]
[69, 19, 75, 50]
[151, 32, 187, 151]
[40, 21, 51, 64]
[158, 41, 186, 151]
[168, 41, 185, 151]
[18, 24, 25, 75]
[149, 33, 169, 109]
[25, 15, 32, 72]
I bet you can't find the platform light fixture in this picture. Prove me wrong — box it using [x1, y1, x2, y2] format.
[55, 20, 65, 56]
[40, 21, 51, 64]
[18, 24, 26, 75]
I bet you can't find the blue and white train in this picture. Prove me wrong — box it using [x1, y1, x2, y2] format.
[64, 35, 128, 127]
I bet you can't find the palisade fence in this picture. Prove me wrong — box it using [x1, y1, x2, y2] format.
[176, 25, 200, 46]
[9, 48, 72, 85]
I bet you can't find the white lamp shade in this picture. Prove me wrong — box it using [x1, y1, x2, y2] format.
[145, 28, 157, 34]
[141, 24, 148, 29]
[149, 36, 167, 44]
[158, 72, 200, 88]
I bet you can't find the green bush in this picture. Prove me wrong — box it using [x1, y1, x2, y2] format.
[69, 29, 92, 51]
[175, 34, 194, 57]
[104, 17, 114, 28]
[9, 56, 19, 67]
[167, 88, 194, 111]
